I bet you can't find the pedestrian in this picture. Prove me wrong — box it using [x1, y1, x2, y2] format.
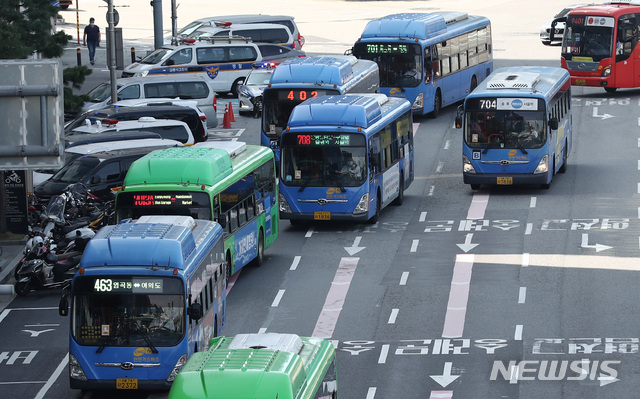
[83, 17, 101, 65]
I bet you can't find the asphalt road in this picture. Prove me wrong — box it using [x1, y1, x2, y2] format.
[4, 0, 640, 398]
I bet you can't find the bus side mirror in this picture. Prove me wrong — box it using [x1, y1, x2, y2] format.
[455, 105, 463, 129]
[550, 17, 566, 42]
[188, 302, 203, 321]
[216, 216, 227, 229]
[549, 117, 558, 130]
[59, 284, 70, 316]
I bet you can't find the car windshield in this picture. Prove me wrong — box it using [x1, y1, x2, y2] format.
[50, 157, 100, 183]
[140, 48, 173, 65]
[86, 82, 113, 103]
[246, 70, 273, 85]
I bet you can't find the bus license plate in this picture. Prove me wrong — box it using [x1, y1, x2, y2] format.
[314, 211, 331, 220]
[575, 79, 586, 86]
[116, 378, 138, 389]
[497, 177, 513, 185]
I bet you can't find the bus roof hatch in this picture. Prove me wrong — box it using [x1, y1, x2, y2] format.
[487, 72, 540, 89]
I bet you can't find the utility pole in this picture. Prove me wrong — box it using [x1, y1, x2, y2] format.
[171, 0, 178, 45]
[151, 0, 163, 50]
[106, 0, 118, 104]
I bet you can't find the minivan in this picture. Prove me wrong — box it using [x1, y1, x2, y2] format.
[82, 76, 218, 128]
[167, 14, 304, 49]
[68, 102, 209, 141]
[188, 23, 295, 48]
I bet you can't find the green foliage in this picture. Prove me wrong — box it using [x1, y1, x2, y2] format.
[64, 66, 92, 115]
[0, 0, 71, 59]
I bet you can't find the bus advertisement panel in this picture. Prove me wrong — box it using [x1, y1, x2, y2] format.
[351, 12, 493, 117]
[60, 215, 226, 391]
[261, 55, 379, 162]
[558, 1, 640, 92]
[279, 94, 413, 224]
[168, 333, 337, 399]
[457, 66, 572, 190]
[114, 142, 279, 279]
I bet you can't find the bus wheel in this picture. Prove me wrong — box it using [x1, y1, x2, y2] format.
[393, 173, 404, 206]
[558, 146, 568, 173]
[368, 192, 380, 224]
[470, 184, 481, 190]
[604, 87, 617, 93]
[430, 90, 442, 119]
[254, 230, 264, 267]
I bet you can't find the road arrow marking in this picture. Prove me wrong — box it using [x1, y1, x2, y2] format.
[592, 107, 615, 120]
[430, 362, 461, 388]
[581, 233, 612, 252]
[22, 329, 55, 337]
[456, 233, 479, 253]
[598, 373, 620, 387]
[344, 236, 365, 256]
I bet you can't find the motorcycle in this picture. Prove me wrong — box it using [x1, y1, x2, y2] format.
[14, 246, 83, 296]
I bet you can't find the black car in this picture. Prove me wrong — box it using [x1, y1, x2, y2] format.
[34, 146, 177, 203]
[65, 104, 208, 142]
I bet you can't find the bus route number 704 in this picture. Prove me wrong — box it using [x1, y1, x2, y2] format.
[479, 99, 497, 110]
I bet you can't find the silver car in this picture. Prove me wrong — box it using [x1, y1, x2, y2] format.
[540, 4, 589, 45]
[238, 64, 275, 117]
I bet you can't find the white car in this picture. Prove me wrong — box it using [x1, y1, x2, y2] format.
[540, 4, 589, 46]
[238, 63, 275, 116]
[71, 117, 196, 145]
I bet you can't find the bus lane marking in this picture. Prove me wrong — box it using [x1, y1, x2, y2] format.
[388, 309, 399, 324]
[271, 289, 285, 307]
[467, 193, 489, 220]
[442, 254, 474, 338]
[518, 287, 527, 304]
[366, 387, 377, 399]
[399, 272, 409, 286]
[429, 391, 453, 399]
[410, 239, 419, 252]
[305, 226, 315, 238]
[311, 257, 358, 338]
[35, 353, 68, 399]
[290, 255, 301, 271]
[530, 197, 537, 208]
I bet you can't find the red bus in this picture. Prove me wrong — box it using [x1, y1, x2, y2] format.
[555, 0, 640, 92]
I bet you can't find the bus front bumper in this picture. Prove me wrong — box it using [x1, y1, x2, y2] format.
[70, 378, 172, 391]
[281, 211, 370, 222]
[463, 173, 549, 187]
[570, 75, 612, 88]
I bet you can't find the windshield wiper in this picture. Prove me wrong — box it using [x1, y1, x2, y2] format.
[130, 321, 159, 353]
[96, 337, 109, 354]
[298, 178, 312, 193]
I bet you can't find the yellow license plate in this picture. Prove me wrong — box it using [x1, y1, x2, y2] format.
[575, 79, 586, 86]
[314, 211, 331, 220]
[116, 378, 138, 389]
[497, 177, 513, 185]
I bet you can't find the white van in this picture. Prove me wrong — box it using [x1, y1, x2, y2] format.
[188, 23, 295, 48]
[71, 117, 196, 145]
[167, 14, 304, 49]
[82, 76, 218, 128]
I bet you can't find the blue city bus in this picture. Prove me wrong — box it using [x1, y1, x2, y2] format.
[261, 55, 379, 162]
[279, 94, 413, 223]
[456, 66, 572, 190]
[59, 215, 226, 391]
[350, 12, 492, 117]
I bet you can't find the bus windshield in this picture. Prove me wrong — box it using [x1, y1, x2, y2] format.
[72, 276, 185, 347]
[464, 110, 546, 150]
[562, 21, 614, 61]
[352, 42, 423, 87]
[281, 134, 367, 187]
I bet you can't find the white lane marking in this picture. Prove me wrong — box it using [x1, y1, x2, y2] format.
[428, 185, 435, 196]
[399, 271, 409, 286]
[258, 327, 267, 334]
[419, 211, 427, 222]
[444, 140, 451, 150]
[290, 255, 301, 271]
[366, 387, 377, 399]
[467, 192, 489, 219]
[410, 239, 419, 253]
[378, 344, 390, 364]
[436, 162, 444, 173]
[388, 309, 399, 324]
[522, 253, 530, 267]
[442, 254, 474, 338]
[271, 289, 285, 307]
[35, 353, 68, 399]
[518, 287, 527, 304]
[525, 223, 533, 235]
[530, 197, 537, 208]
[305, 226, 315, 238]
[515, 324, 523, 341]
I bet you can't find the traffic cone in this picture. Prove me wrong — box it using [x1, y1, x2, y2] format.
[222, 104, 232, 128]
[228, 101, 236, 122]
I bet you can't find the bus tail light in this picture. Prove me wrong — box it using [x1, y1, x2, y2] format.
[601, 65, 611, 77]
[69, 354, 88, 381]
[279, 193, 292, 213]
[167, 353, 188, 382]
[462, 155, 476, 174]
[534, 155, 549, 174]
[353, 193, 369, 214]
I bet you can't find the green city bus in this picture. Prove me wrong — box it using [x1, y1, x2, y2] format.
[115, 141, 279, 280]
[168, 333, 337, 399]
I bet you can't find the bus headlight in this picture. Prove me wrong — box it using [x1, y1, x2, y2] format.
[462, 155, 476, 174]
[279, 193, 292, 213]
[353, 193, 369, 214]
[601, 65, 611, 77]
[534, 155, 549, 174]
[412, 93, 424, 110]
[167, 354, 188, 382]
[69, 354, 88, 381]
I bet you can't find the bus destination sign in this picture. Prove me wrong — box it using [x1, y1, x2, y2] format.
[277, 89, 336, 102]
[133, 193, 194, 207]
[93, 277, 164, 293]
[364, 43, 409, 54]
[297, 134, 350, 146]
[475, 98, 539, 111]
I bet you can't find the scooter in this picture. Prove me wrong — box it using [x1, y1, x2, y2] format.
[14, 250, 82, 296]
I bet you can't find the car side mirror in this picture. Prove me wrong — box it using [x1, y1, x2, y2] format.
[165, 59, 175, 66]
[91, 175, 101, 184]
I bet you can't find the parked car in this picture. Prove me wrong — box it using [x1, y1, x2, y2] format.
[65, 131, 162, 148]
[70, 117, 196, 145]
[188, 22, 295, 48]
[34, 145, 181, 202]
[122, 38, 304, 96]
[166, 14, 304, 49]
[238, 63, 275, 116]
[540, 4, 589, 45]
[82, 76, 218, 128]
[68, 101, 210, 141]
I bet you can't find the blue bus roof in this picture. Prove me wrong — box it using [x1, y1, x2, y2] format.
[360, 12, 490, 42]
[80, 216, 223, 269]
[467, 66, 570, 103]
[269, 55, 378, 89]
[287, 94, 411, 132]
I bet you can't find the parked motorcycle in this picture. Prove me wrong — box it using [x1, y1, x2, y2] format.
[14, 247, 84, 296]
